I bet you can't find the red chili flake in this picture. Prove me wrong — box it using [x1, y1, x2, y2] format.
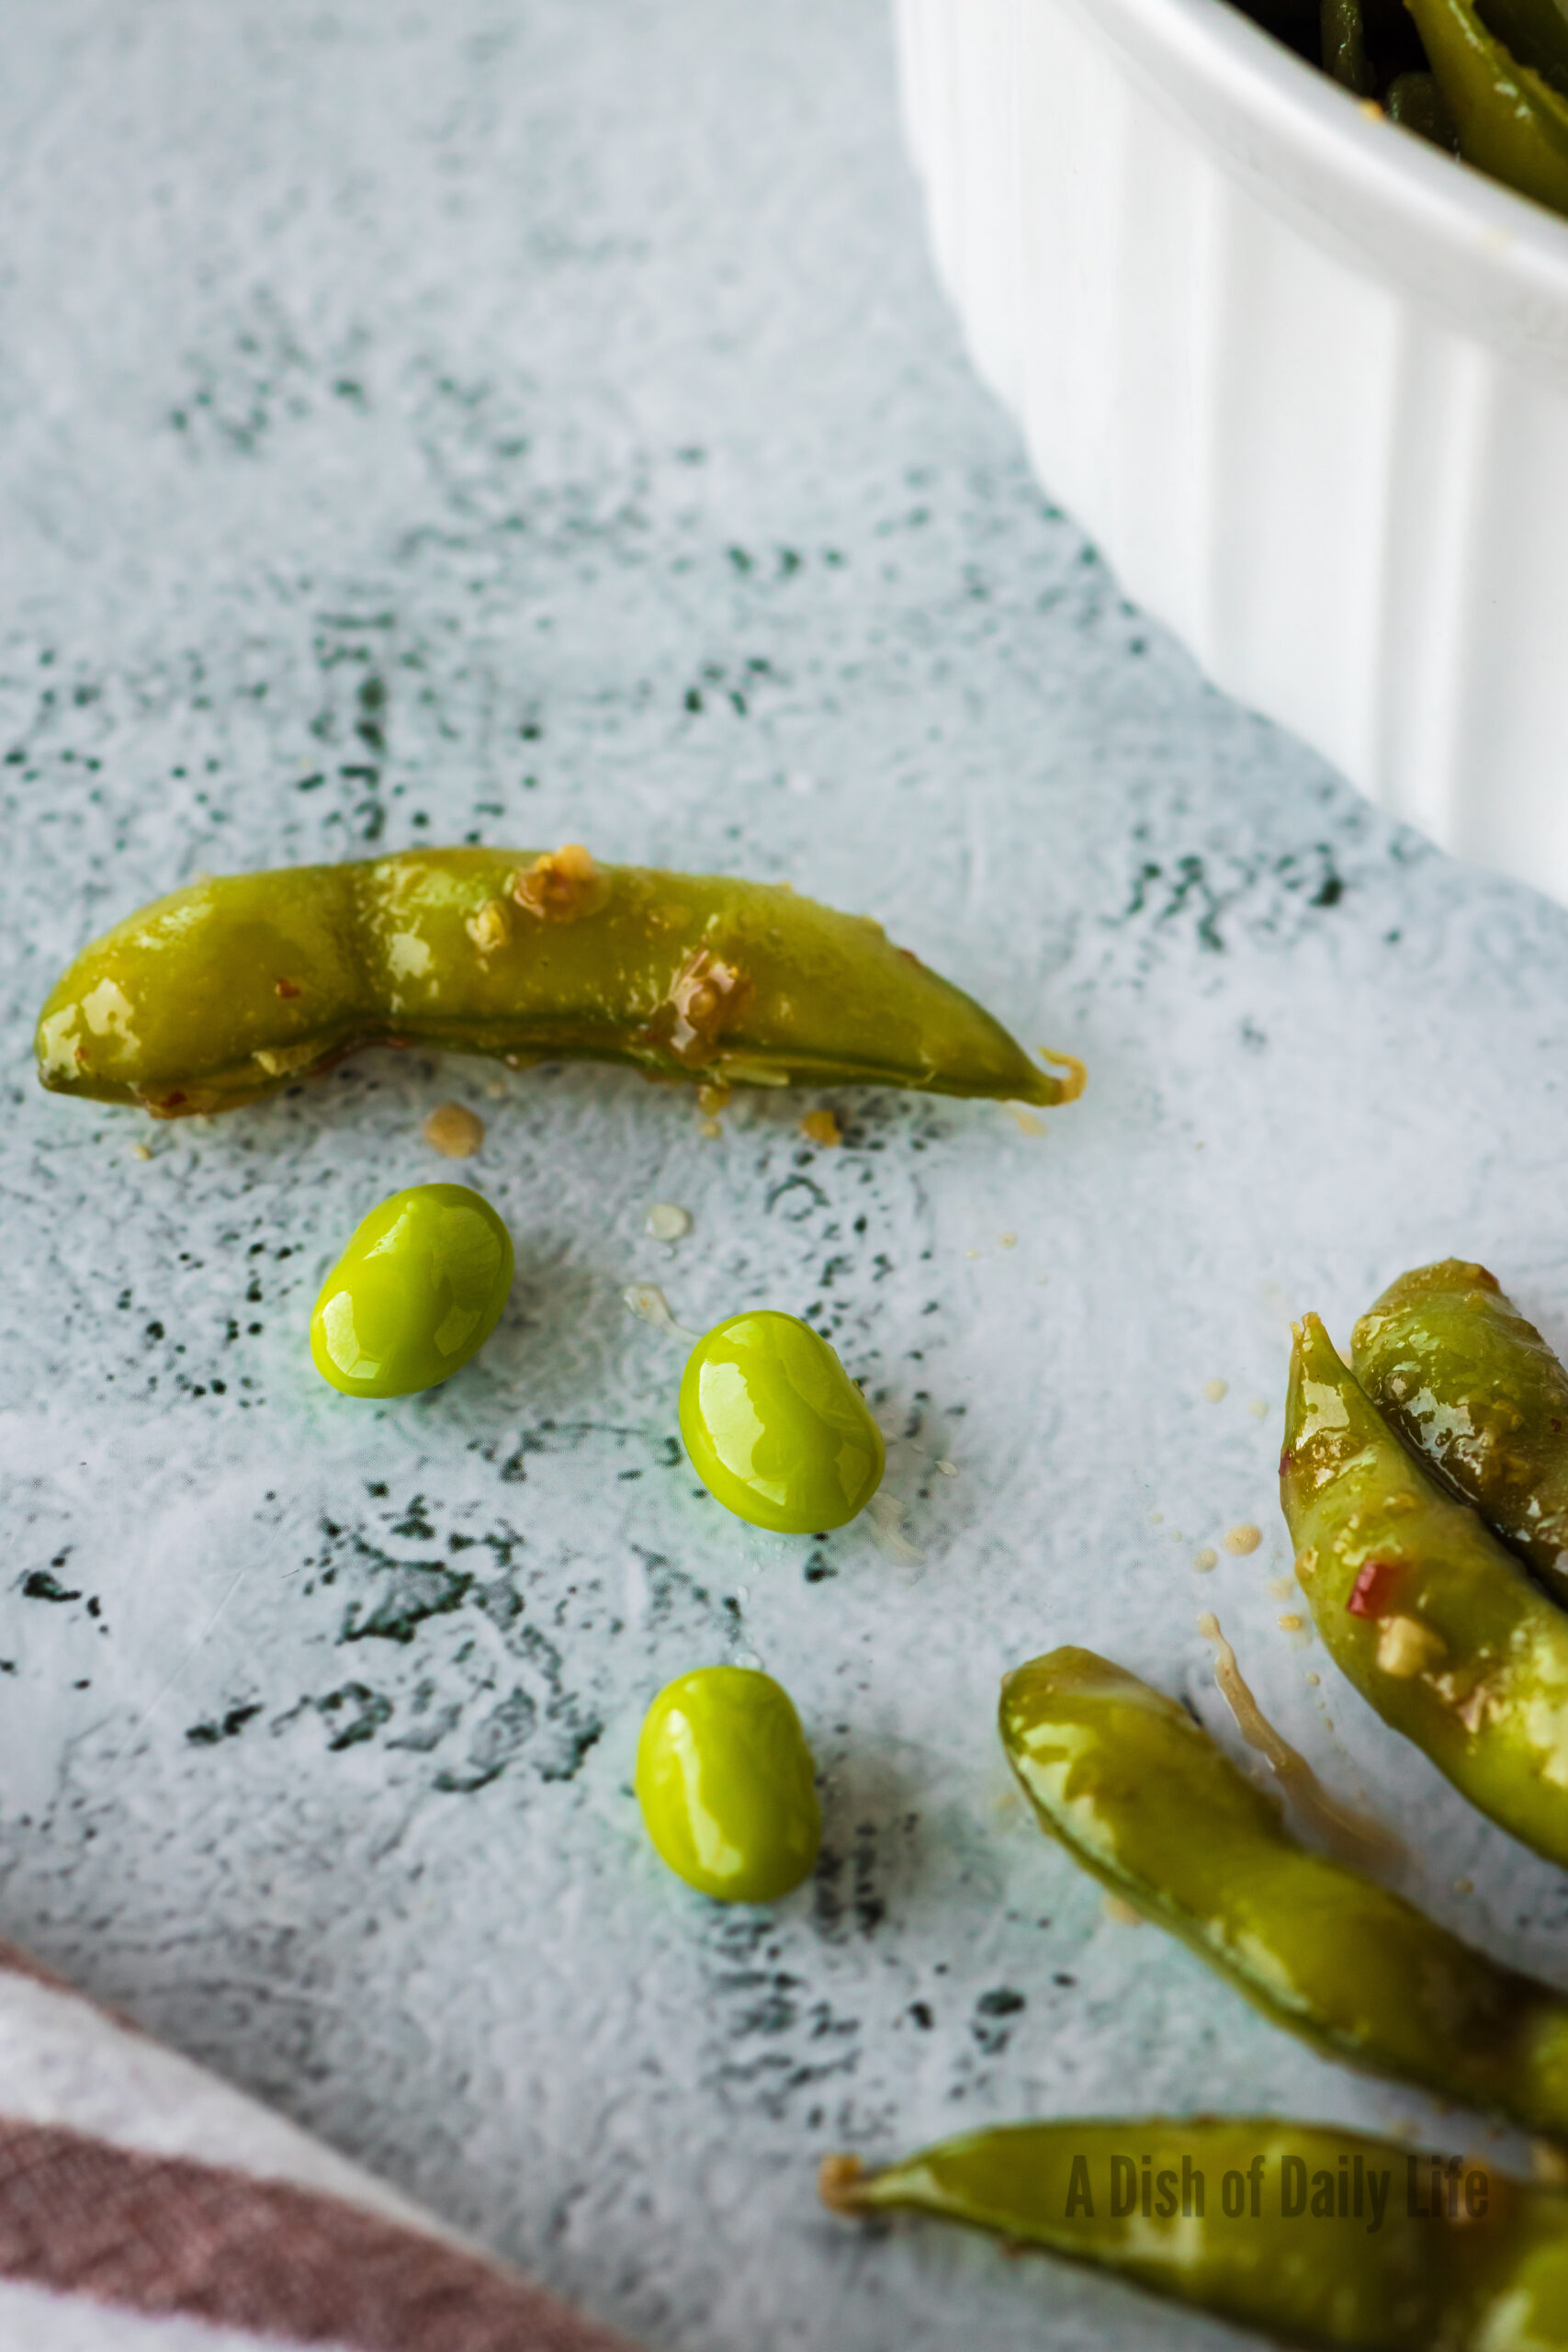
[1347, 1558, 1401, 1618]
[276, 978, 301, 1000]
[1278, 1448, 1293, 1474]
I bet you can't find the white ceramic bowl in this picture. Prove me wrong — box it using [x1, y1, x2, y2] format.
[896, 0, 1568, 901]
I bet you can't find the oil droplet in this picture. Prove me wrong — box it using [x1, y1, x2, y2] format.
[646, 1202, 693, 1243]
[1010, 1109, 1044, 1137]
[1193, 1547, 1218, 1572]
[1202, 1378, 1228, 1403]
[1246, 1397, 1269, 1419]
[622, 1284, 700, 1343]
[1224, 1523, 1263, 1555]
[867, 1491, 924, 1566]
[1197, 1611, 1401, 1873]
[1102, 1894, 1143, 1928]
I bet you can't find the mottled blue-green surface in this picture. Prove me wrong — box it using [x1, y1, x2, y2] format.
[3, 5, 1568, 2347]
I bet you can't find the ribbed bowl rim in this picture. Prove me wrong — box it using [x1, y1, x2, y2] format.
[1072, 0, 1568, 352]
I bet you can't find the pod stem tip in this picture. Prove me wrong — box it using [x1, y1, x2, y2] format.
[818, 2154, 869, 2213]
[1037, 1047, 1087, 1102]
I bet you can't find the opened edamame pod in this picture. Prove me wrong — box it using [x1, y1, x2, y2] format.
[636, 1666, 820, 1902]
[679, 1310, 885, 1532]
[310, 1183, 513, 1398]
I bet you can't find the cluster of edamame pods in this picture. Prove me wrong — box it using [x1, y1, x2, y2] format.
[824, 1261, 1568, 2349]
[1237, 0, 1568, 219]
[44, 865, 1568, 2346]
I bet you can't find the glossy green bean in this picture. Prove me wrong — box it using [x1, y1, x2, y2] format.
[1323, 0, 1375, 94]
[1001, 1645, 1568, 2135]
[823, 2120, 1568, 2350]
[35, 848, 1080, 1117]
[1281, 1312, 1568, 1867]
[1354, 1259, 1568, 1604]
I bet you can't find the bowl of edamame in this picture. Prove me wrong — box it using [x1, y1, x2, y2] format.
[896, 0, 1568, 909]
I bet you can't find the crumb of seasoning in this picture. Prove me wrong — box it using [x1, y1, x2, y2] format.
[466, 898, 512, 954]
[1148, 1512, 1164, 1525]
[1278, 1612, 1305, 1633]
[696, 1082, 730, 1117]
[1224, 1522, 1263, 1555]
[1202, 1378, 1228, 1403]
[1454, 1877, 1474, 1896]
[1102, 1894, 1143, 1927]
[422, 1102, 485, 1159]
[699, 1117, 723, 1140]
[130, 1142, 152, 1161]
[1303, 1670, 1321, 1686]
[936, 1458, 959, 1478]
[646, 1202, 693, 1243]
[1011, 1109, 1044, 1137]
[998, 1232, 1017, 1250]
[1193, 1546, 1218, 1572]
[800, 1109, 841, 1148]
[966, 1248, 982, 1261]
[1246, 1397, 1269, 1419]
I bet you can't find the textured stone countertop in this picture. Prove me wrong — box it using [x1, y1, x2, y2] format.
[6, 4, 1568, 2347]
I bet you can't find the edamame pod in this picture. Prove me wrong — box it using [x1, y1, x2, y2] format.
[1405, 0, 1568, 218]
[822, 2120, 1568, 2350]
[1001, 1645, 1568, 2135]
[1353, 1260, 1568, 1603]
[35, 847, 1081, 1117]
[1281, 1314, 1568, 1868]
[1385, 71, 1460, 150]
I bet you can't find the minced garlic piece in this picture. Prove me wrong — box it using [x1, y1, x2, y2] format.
[253, 1041, 321, 1078]
[1375, 1614, 1447, 1679]
[510, 842, 606, 923]
[466, 898, 512, 953]
[422, 1102, 485, 1159]
[650, 947, 752, 1066]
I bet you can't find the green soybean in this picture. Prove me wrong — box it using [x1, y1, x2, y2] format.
[310, 1183, 514, 1398]
[678, 1310, 885, 1533]
[636, 1666, 820, 1902]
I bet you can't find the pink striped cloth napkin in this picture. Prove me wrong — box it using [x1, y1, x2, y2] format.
[0, 1936, 637, 2351]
